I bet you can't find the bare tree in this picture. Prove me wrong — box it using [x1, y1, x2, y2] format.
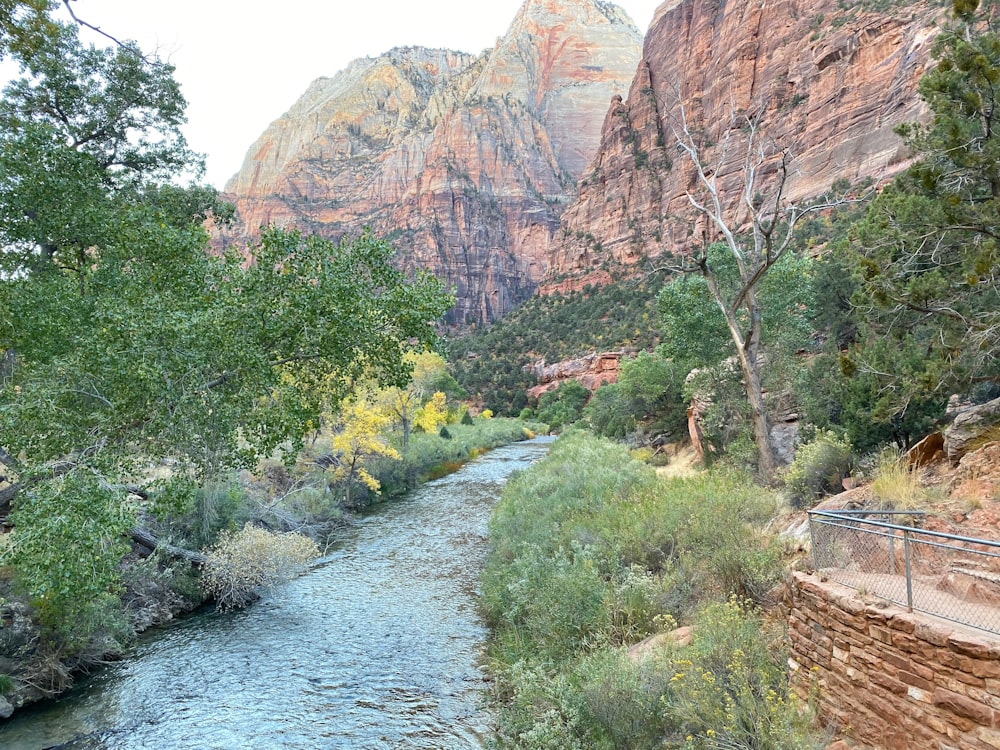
[662, 102, 853, 480]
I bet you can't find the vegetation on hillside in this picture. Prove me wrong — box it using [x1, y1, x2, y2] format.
[449, 269, 667, 415]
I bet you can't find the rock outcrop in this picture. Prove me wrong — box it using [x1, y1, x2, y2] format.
[542, 0, 943, 288]
[525, 349, 626, 398]
[944, 397, 1000, 463]
[219, 0, 642, 325]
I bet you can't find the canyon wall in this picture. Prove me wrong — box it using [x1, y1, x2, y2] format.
[219, 0, 643, 325]
[788, 572, 1000, 750]
[542, 0, 942, 291]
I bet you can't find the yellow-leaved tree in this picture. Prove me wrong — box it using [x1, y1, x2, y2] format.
[329, 395, 400, 506]
[414, 391, 448, 434]
[377, 350, 460, 451]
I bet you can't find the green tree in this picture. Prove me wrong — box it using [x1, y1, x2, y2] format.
[850, 0, 1000, 412]
[582, 382, 634, 439]
[662, 104, 848, 480]
[0, 0, 58, 61]
[536, 380, 590, 431]
[0, 21, 452, 644]
[584, 350, 688, 442]
[659, 245, 815, 459]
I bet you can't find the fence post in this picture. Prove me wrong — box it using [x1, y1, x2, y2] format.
[904, 529, 913, 613]
[889, 532, 895, 576]
[808, 513, 818, 568]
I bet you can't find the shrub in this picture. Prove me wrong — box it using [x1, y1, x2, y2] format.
[662, 599, 821, 750]
[461, 410, 474, 425]
[871, 448, 925, 509]
[482, 434, 805, 748]
[439, 425, 452, 439]
[783, 430, 853, 508]
[201, 524, 319, 610]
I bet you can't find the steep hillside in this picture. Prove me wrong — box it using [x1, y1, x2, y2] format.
[542, 0, 945, 290]
[449, 269, 667, 414]
[219, 0, 643, 325]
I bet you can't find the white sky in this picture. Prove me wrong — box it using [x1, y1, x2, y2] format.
[26, 0, 664, 189]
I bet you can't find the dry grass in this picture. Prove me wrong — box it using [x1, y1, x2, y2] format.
[654, 445, 702, 479]
[871, 449, 927, 510]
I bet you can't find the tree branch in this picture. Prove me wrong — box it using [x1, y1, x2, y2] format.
[61, 0, 129, 48]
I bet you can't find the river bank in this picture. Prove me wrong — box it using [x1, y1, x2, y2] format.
[0, 438, 552, 748]
[0, 420, 545, 722]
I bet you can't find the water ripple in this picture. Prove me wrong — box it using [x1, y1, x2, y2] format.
[0, 438, 552, 749]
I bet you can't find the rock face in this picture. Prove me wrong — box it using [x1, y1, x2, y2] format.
[542, 0, 942, 288]
[944, 397, 1000, 463]
[525, 350, 625, 398]
[219, 0, 642, 325]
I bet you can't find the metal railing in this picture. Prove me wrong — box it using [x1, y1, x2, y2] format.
[809, 509, 1000, 635]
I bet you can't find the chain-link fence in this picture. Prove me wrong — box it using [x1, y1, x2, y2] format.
[809, 509, 1000, 635]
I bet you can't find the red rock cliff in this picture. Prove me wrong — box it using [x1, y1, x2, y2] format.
[542, 0, 942, 290]
[219, 0, 642, 325]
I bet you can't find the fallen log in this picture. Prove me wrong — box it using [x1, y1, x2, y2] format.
[129, 526, 208, 566]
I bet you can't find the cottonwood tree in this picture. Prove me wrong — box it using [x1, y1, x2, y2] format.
[0, 17, 451, 645]
[376, 349, 460, 451]
[661, 103, 851, 479]
[328, 394, 400, 507]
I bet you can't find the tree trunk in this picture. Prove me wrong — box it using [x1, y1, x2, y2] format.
[709, 273, 779, 481]
[129, 526, 208, 566]
[737, 347, 778, 481]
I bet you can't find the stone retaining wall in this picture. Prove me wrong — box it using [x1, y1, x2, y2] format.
[787, 571, 1000, 749]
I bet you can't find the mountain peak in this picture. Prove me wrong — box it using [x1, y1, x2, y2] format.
[219, 1, 641, 325]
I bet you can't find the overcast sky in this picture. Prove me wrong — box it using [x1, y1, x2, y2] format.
[28, 0, 663, 189]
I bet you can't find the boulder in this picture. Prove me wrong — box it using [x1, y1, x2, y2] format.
[626, 626, 693, 664]
[907, 431, 944, 467]
[944, 397, 1000, 463]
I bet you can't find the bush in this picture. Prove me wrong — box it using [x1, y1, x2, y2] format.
[871, 448, 926, 509]
[482, 433, 794, 747]
[201, 524, 319, 610]
[662, 599, 821, 750]
[783, 430, 853, 508]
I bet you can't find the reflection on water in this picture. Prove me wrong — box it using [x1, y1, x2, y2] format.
[0, 438, 553, 750]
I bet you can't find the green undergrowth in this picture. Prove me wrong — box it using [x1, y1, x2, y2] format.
[481, 430, 822, 749]
[359, 418, 547, 502]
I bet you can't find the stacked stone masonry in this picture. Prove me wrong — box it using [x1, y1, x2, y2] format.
[788, 571, 1000, 750]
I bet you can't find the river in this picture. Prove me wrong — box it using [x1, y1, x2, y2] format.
[0, 437, 553, 750]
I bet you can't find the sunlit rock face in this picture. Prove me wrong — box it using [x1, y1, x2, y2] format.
[219, 0, 643, 325]
[541, 0, 942, 292]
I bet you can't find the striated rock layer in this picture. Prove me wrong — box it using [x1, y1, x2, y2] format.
[542, 0, 943, 291]
[219, 0, 643, 325]
[525, 350, 626, 398]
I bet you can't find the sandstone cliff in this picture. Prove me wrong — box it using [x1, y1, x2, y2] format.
[526, 350, 627, 398]
[542, 0, 943, 290]
[219, 0, 642, 325]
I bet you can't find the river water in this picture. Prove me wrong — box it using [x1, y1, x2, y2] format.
[0, 437, 553, 750]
